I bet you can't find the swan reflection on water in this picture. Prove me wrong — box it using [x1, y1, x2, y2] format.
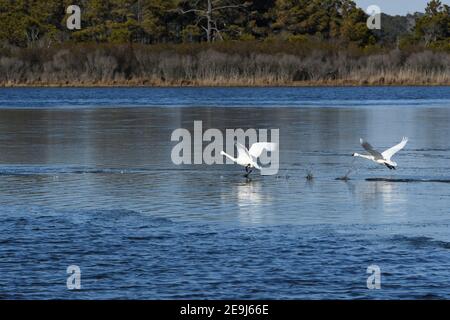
[218, 178, 275, 224]
[345, 179, 408, 218]
[235, 179, 268, 207]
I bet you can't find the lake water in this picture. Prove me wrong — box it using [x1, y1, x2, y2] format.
[0, 87, 449, 299]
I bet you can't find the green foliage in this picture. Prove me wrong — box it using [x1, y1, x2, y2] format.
[0, 0, 447, 50]
[286, 34, 309, 43]
[0, 12, 29, 47]
[0, 0, 65, 47]
[338, 1, 376, 46]
[373, 13, 418, 46]
[272, 0, 373, 45]
[415, 0, 450, 46]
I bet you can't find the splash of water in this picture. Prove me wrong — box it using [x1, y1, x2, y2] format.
[306, 167, 314, 181]
[336, 158, 358, 181]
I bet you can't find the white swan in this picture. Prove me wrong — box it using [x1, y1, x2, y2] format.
[220, 142, 277, 177]
[353, 137, 408, 170]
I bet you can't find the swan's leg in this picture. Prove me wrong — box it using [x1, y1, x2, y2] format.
[244, 165, 253, 178]
[244, 165, 250, 178]
[384, 163, 395, 170]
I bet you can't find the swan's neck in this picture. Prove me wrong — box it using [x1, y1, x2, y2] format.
[353, 153, 374, 161]
[220, 151, 237, 163]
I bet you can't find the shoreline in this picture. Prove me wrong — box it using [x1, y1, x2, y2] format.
[1, 80, 449, 88]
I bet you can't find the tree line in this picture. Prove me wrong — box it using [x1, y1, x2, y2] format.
[0, 0, 448, 49]
[0, 0, 448, 86]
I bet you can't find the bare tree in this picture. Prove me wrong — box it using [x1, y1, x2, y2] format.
[179, 0, 250, 42]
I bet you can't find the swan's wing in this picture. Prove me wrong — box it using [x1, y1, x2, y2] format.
[235, 142, 252, 162]
[248, 142, 278, 158]
[382, 137, 408, 160]
[360, 138, 383, 159]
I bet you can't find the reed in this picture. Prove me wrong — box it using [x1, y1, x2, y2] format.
[1, 43, 449, 87]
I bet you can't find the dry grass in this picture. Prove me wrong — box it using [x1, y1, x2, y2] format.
[1, 43, 449, 87]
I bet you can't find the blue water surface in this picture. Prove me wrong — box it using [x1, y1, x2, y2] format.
[0, 86, 449, 108]
[0, 86, 449, 299]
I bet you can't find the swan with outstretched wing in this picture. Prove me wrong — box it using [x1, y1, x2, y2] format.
[353, 137, 408, 170]
[221, 142, 277, 177]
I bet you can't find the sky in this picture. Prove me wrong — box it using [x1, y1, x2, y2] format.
[354, 0, 450, 15]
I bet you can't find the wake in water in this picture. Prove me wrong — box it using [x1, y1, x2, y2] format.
[366, 178, 450, 183]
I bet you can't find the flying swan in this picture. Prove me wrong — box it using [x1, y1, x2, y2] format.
[220, 142, 277, 177]
[353, 137, 408, 170]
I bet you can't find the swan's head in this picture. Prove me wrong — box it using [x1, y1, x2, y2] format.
[352, 153, 358, 157]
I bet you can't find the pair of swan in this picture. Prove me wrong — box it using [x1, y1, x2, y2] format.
[222, 137, 408, 176]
